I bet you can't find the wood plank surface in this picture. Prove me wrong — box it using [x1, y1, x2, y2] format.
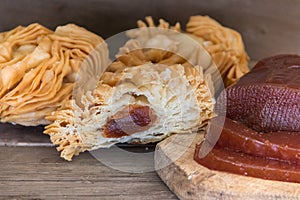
[155, 133, 300, 200]
[0, 146, 177, 199]
[0, 123, 175, 199]
[0, 123, 176, 199]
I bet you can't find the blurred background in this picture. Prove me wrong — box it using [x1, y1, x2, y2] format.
[0, 0, 299, 60]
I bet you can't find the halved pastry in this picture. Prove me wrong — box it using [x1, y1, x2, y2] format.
[44, 61, 215, 161]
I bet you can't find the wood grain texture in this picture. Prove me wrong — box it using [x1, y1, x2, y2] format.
[155, 133, 300, 200]
[0, 125, 172, 199]
[0, 146, 177, 199]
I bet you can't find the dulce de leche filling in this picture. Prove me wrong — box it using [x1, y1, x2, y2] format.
[103, 105, 157, 138]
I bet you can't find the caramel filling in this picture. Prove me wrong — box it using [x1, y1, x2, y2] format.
[103, 105, 156, 138]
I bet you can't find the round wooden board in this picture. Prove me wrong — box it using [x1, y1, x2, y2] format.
[155, 132, 300, 200]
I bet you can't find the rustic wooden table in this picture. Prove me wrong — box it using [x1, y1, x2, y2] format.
[0, 123, 177, 199]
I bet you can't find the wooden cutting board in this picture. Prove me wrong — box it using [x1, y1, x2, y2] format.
[155, 132, 300, 200]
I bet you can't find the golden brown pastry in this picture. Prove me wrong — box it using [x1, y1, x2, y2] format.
[125, 16, 249, 88]
[0, 23, 105, 126]
[121, 16, 219, 93]
[186, 15, 249, 86]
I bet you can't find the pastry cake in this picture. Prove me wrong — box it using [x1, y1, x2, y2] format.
[187, 15, 249, 86]
[0, 23, 105, 126]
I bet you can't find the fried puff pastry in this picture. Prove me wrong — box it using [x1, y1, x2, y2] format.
[44, 62, 215, 161]
[119, 17, 219, 94]
[0, 23, 105, 126]
[124, 16, 249, 88]
[186, 15, 249, 86]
